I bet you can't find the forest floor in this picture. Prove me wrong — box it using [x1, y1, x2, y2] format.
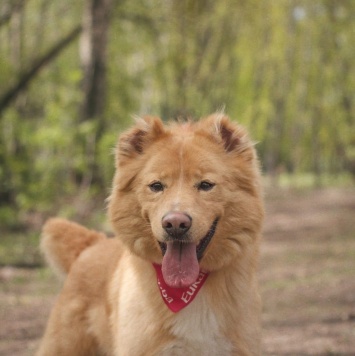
[0, 187, 354, 355]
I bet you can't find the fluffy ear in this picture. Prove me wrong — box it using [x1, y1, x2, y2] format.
[204, 113, 254, 159]
[117, 116, 165, 161]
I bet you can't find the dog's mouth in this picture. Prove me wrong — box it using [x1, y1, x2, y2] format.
[158, 218, 218, 289]
[158, 218, 218, 260]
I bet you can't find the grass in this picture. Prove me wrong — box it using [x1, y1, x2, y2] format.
[0, 232, 42, 267]
[275, 172, 354, 189]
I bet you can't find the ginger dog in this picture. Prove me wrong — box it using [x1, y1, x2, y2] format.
[37, 114, 264, 355]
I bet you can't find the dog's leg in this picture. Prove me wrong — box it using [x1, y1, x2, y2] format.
[36, 294, 98, 356]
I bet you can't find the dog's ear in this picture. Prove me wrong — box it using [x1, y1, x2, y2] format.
[205, 113, 254, 160]
[117, 116, 165, 162]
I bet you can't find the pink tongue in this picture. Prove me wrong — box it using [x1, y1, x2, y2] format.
[162, 241, 199, 288]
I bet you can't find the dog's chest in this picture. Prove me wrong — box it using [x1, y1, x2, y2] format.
[162, 293, 233, 355]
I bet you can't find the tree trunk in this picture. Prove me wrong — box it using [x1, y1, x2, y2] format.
[0, 0, 25, 28]
[79, 0, 113, 122]
[77, 0, 113, 190]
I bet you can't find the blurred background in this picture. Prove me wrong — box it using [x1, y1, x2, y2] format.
[0, 1, 354, 355]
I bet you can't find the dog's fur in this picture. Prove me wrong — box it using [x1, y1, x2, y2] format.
[37, 114, 264, 356]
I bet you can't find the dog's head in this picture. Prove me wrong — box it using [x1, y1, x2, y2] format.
[108, 114, 263, 287]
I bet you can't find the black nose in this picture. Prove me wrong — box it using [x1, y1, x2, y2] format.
[162, 212, 192, 240]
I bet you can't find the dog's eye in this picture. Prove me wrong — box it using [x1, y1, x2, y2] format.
[149, 181, 165, 192]
[197, 181, 215, 191]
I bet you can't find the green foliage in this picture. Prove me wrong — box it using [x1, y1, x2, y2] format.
[0, 0, 354, 231]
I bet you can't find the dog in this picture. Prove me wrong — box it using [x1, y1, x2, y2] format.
[36, 114, 264, 355]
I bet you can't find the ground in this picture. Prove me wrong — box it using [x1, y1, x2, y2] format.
[0, 187, 354, 355]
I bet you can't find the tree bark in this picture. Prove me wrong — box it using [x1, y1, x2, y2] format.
[79, 0, 113, 122]
[77, 0, 113, 189]
[0, 0, 25, 28]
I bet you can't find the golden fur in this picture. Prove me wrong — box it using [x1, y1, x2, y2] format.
[37, 114, 264, 355]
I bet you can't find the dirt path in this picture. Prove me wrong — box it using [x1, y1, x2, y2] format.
[1, 187, 354, 355]
[261, 187, 355, 355]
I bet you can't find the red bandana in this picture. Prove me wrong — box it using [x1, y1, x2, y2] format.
[152, 263, 209, 313]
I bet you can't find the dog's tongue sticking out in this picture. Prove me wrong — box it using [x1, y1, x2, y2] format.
[162, 241, 199, 288]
